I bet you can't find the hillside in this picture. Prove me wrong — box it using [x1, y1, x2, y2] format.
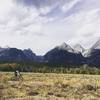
[0, 39, 100, 67]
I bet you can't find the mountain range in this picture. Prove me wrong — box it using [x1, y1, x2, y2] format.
[0, 39, 100, 66]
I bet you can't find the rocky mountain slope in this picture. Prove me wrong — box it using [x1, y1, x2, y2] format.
[0, 39, 100, 66]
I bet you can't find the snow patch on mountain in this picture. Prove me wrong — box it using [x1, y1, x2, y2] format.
[91, 39, 100, 50]
[57, 42, 74, 53]
[73, 44, 85, 53]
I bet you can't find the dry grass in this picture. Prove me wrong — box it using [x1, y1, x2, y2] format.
[0, 72, 100, 100]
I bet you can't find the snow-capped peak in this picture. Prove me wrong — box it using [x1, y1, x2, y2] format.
[91, 39, 100, 50]
[82, 39, 100, 57]
[73, 44, 85, 53]
[57, 42, 74, 53]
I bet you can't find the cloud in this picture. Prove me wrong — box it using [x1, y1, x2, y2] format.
[15, 0, 76, 16]
[0, 0, 100, 54]
[62, 0, 81, 13]
[16, 0, 65, 7]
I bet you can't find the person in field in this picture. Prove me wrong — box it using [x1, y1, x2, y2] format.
[14, 70, 23, 81]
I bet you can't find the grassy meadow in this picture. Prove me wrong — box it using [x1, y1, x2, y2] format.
[0, 72, 100, 100]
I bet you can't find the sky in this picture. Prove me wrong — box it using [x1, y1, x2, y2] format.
[0, 0, 100, 55]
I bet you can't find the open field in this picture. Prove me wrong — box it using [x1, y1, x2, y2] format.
[0, 72, 100, 100]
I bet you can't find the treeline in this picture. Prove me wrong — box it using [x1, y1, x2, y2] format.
[0, 61, 100, 74]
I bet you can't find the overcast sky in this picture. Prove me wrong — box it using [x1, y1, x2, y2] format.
[0, 0, 100, 55]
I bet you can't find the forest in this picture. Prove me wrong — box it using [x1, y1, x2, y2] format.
[0, 61, 100, 75]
